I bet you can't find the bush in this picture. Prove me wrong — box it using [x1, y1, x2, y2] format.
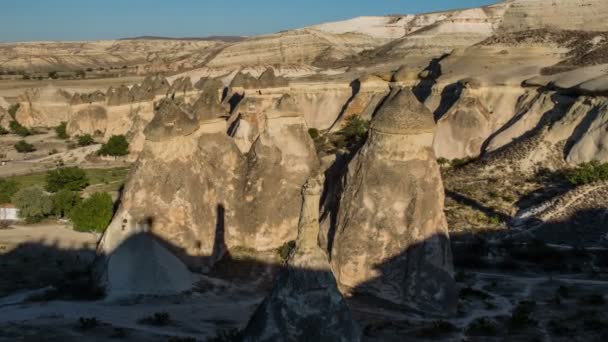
[55, 122, 69, 139]
[0, 179, 19, 203]
[138, 312, 172, 326]
[277, 240, 296, 261]
[339, 115, 370, 150]
[45, 167, 89, 192]
[308, 128, 320, 140]
[509, 301, 537, 330]
[52, 190, 82, 218]
[69, 192, 114, 232]
[77, 134, 95, 146]
[566, 161, 608, 186]
[12, 187, 53, 223]
[14, 140, 35, 153]
[0, 125, 8, 135]
[9, 120, 31, 137]
[78, 317, 100, 330]
[98, 135, 129, 157]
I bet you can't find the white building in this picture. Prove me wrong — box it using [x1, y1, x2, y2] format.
[0, 204, 20, 221]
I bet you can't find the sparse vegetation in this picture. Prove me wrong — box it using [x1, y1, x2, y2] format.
[7, 104, 19, 118]
[566, 161, 608, 186]
[509, 300, 537, 330]
[12, 186, 53, 223]
[69, 192, 114, 233]
[98, 134, 129, 157]
[78, 317, 100, 330]
[55, 121, 69, 139]
[138, 312, 172, 326]
[14, 140, 35, 153]
[45, 167, 89, 192]
[0, 125, 8, 135]
[466, 317, 498, 336]
[416, 320, 459, 337]
[207, 329, 243, 342]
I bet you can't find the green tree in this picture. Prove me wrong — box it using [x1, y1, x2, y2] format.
[77, 134, 95, 146]
[51, 190, 82, 218]
[98, 135, 129, 157]
[14, 140, 35, 153]
[9, 120, 31, 137]
[69, 192, 114, 232]
[0, 179, 19, 203]
[55, 122, 69, 139]
[12, 187, 53, 223]
[45, 167, 89, 192]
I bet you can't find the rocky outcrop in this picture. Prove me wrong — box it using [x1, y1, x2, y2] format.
[145, 99, 200, 141]
[15, 85, 72, 127]
[567, 100, 608, 164]
[235, 95, 320, 251]
[167, 76, 194, 96]
[243, 174, 361, 342]
[107, 85, 131, 106]
[434, 82, 493, 159]
[66, 106, 108, 137]
[330, 88, 456, 314]
[330, 75, 390, 132]
[70, 91, 106, 105]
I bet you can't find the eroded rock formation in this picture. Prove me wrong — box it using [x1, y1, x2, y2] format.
[243, 174, 361, 342]
[330, 88, 456, 313]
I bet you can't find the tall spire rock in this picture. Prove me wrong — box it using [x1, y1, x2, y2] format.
[330, 88, 457, 314]
[243, 174, 362, 342]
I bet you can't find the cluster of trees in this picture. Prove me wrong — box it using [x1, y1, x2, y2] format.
[98, 135, 129, 156]
[3, 167, 114, 232]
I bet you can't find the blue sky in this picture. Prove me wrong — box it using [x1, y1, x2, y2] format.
[0, 0, 498, 42]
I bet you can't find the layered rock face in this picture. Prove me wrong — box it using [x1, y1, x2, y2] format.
[434, 82, 493, 159]
[500, 0, 608, 32]
[330, 75, 390, 132]
[235, 95, 320, 250]
[15, 85, 72, 127]
[331, 89, 456, 313]
[243, 174, 361, 342]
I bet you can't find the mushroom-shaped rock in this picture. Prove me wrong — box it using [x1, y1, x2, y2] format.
[256, 68, 289, 88]
[235, 94, 320, 251]
[331, 88, 457, 314]
[243, 174, 361, 342]
[145, 98, 200, 142]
